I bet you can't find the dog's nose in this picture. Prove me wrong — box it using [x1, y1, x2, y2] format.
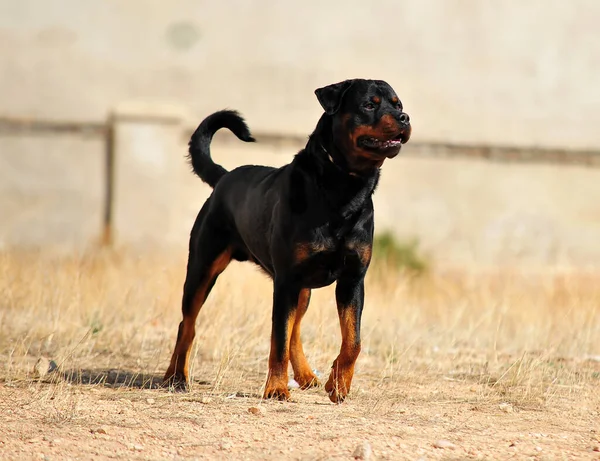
[399, 113, 410, 125]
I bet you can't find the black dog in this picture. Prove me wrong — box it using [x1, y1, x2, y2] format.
[164, 79, 411, 402]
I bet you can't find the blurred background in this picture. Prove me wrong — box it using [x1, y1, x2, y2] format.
[1, 0, 599, 268]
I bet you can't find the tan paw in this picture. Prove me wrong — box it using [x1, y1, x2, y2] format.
[294, 372, 320, 390]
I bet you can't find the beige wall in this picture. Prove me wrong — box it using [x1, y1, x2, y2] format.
[375, 155, 600, 267]
[0, 0, 599, 149]
[0, 134, 104, 249]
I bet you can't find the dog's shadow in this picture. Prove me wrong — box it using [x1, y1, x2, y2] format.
[58, 368, 211, 390]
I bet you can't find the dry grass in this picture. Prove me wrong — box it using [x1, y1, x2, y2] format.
[1, 248, 599, 459]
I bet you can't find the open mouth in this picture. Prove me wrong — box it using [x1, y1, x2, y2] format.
[357, 133, 404, 151]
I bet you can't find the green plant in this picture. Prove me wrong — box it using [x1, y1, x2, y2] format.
[372, 231, 428, 275]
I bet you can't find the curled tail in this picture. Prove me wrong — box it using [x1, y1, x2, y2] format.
[188, 110, 255, 188]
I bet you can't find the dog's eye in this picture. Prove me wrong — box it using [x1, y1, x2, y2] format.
[363, 103, 375, 111]
[395, 103, 402, 110]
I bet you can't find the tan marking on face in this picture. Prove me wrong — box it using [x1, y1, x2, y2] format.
[372, 96, 381, 104]
[333, 111, 403, 172]
[378, 113, 400, 133]
[391, 96, 399, 104]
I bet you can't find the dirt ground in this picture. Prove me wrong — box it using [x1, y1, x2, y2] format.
[1, 363, 600, 460]
[1, 250, 599, 460]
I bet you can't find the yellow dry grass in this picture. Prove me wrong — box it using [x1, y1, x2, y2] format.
[1, 248, 599, 459]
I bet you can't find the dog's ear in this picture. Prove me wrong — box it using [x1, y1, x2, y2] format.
[315, 80, 355, 115]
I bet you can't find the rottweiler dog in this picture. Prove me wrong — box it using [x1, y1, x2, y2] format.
[163, 78, 411, 402]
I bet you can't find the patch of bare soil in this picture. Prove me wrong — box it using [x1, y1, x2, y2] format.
[1, 365, 599, 460]
[1, 251, 599, 459]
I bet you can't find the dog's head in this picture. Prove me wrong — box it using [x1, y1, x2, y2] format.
[315, 79, 411, 174]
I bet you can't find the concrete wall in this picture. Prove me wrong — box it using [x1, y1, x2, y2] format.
[0, 134, 104, 249]
[375, 155, 600, 267]
[0, 0, 599, 149]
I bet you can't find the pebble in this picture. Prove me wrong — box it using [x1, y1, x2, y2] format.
[352, 441, 372, 460]
[146, 398, 155, 404]
[499, 402, 514, 413]
[248, 406, 266, 415]
[219, 440, 233, 450]
[433, 439, 457, 449]
[33, 358, 50, 378]
[201, 396, 213, 404]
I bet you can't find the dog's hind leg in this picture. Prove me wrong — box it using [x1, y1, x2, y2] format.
[163, 220, 232, 391]
[289, 288, 319, 389]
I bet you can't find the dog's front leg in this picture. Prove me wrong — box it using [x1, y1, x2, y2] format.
[263, 281, 300, 400]
[325, 275, 365, 403]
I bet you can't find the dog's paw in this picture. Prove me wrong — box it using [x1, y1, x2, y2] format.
[294, 372, 320, 390]
[162, 374, 190, 393]
[325, 373, 351, 404]
[263, 385, 291, 401]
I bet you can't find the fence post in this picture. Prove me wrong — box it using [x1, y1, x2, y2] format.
[101, 121, 114, 246]
[108, 102, 187, 248]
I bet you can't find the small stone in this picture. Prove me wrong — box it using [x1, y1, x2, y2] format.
[146, 398, 155, 404]
[248, 406, 266, 415]
[499, 402, 514, 413]
[433, 439, 457, 449]
[352, 441, 372, 460]
[200, 396, 212, 404]
[592, 446, 600, 452]
[92, 427, 107, 435]
[33, 358, 50, 378]
[219, 440, 233, 450]
[131, 444, 144, 451]
[535, 446, 542, 452]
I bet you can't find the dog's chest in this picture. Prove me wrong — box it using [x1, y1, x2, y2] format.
[293, 231, 371, 288]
